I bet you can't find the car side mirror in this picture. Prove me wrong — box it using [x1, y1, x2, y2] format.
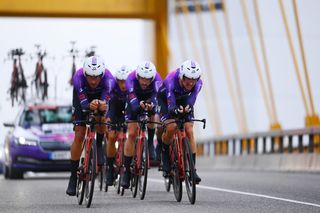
[3, 122, 15, 128]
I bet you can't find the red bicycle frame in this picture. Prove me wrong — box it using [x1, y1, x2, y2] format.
[80, 126, 98, 180]
[169, 117, 206, 179]
[135, 129, 148, 174]
[173, 130, 186, 179]
[115, 127, 126, 171]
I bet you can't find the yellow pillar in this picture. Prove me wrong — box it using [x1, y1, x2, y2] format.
[242, 139, 247, 154]
[196, 143, 204, 156]
[250, 138, 255, 153]
[155, 0, 169, 79]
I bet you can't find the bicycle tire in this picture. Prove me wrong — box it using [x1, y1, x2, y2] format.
[116, 167, 121, 194]
[131, 161, 138, 198]
[84, 138, 97, 208]
[116, 139, 125, 194]
[98, 167, 103, 191]
[10, 90, 15, 107]
[183, 137, 196, 204]
[104, 164, 109, 192]
[159, 144, 171, 192]
[131, 138, 139, 198]
[77, 157, 85, 205]
[164, 177, 171, 192]
[120, 183, 125, 196]
[138, 137, 148, 200]
[172, 138, 182, 202]
[21, 88, 26, 103]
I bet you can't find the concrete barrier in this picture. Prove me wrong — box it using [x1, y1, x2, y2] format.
[202, 153, 320, 172]
[310, 154, 320, 171]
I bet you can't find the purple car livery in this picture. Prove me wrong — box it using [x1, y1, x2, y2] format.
[3, 104, 74, 179]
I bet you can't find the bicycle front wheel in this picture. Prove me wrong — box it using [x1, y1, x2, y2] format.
[172, 141, 182, 202]
[98, 166, 103, 192]
[115, 139, 125, 194]
[164, 177, 171, 192]
[131, 138, 139, 198]
[138, 137, 149, 200]
[84, 138, 97, 208]
[77, 158, 85, 205]
[183, 137, 196, 204]
[131, 162, 138, 198]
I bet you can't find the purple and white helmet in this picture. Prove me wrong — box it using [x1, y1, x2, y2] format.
[179, 60, 201, 80]
[136, 61, 157, 81]
[115, 65, 131, 80]
[83, 56, 105, 77]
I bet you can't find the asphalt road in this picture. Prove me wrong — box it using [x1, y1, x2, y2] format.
[0, 158, 319, 213]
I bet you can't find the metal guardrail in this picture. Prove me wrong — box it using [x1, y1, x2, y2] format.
[199, 127, 320, 156]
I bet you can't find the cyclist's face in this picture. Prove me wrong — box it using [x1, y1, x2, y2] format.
[138, 77, 152, 90]
[180, 77, 197, 91]
[86, 75, 101, 88]
[117, 80, 127, 92]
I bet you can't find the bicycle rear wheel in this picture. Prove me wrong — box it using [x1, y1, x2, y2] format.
[77, 158, 85, 205]
[160, 145, 171, 193]
[183, 137, 196, 204]
[84, 138, 97, 208]
[164, 177, 171, 192]
[98, 166, 103, 191]
[172, 140, 182, 202]
[115, 139, 124, 194]
[138, 137, 149, 200]
[131, 138, 139, 198]
[104, 164, 109, 192]
[115, 166, 122, 194]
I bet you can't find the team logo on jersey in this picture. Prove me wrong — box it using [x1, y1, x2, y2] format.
[79, 94, 86, 101]
[128, 93, 135, 100]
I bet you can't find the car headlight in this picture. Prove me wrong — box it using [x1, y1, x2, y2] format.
[14, 137, 38, 146]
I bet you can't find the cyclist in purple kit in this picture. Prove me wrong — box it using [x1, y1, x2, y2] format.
[66, 56, 115, 196]
[157, 60, 202, 183]
[120, 61, 162, 188]
[105, 65, 131, 186]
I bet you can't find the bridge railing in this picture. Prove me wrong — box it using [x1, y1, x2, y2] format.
[199, 127, 320, 157]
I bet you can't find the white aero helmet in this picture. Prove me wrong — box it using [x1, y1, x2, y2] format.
[179, 60, 202, 80]
[115, 65, 131, 80]
[83, 56, 105, 77]
[136, 61, 157, 81]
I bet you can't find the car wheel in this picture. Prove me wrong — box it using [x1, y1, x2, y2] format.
[7, 165, 23, 179]
[4, 165, 9, 179]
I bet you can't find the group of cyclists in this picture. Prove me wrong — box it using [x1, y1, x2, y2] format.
[66, 55, 203, 198]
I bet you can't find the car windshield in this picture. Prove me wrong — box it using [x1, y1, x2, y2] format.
[20, 106, 72, 127]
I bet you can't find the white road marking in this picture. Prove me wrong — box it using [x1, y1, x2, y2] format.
[149, 178, 320, 208]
